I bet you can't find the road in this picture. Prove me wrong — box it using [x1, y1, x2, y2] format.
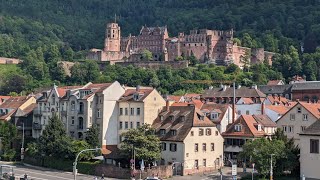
[0, 162, 118, 180]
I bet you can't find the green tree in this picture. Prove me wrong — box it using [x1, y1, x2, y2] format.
[85, 125, 100, 148]
[141, 49, 153, 61]
[272, 129, 300, 176]
[188, 51, 199, 66]
[239, 138, 285, 178]
[240, 50, 251, 72]
[0, 121, 17, 160]
[120, 124, 161, 163]
[38, 114, 73, 158]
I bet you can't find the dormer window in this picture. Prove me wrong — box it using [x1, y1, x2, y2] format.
[235, 124, 242, 132]
[160, 129, 166, 135]
[258, 124, 262, 131]
[133, 94, 140, 101]
[170, 130, 177, 136]
[160, 116, 164, 121]
[170, 115, 174, 121]
[210, 113, 218, 120]
[199, 115, 204, 120]
[181, 116, 185, 121]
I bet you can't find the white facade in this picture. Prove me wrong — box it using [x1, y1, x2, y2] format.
[160, 126, 224, 173]
[276, 103, 318, 145]
[236, 98, 262, 117]
[300, 134, 320, 180]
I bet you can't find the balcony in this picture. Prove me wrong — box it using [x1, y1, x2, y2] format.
[32, 123, 42, 130]
[78, 110, 84, 115]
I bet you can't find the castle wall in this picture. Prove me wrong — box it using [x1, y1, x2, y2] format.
[232, 45, 250, 67]
[115, 60, 188, 69]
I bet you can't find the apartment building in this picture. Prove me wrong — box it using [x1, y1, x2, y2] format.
[276, 101, 320, 145]
[118, 86, 165, 142]
[153, 104, 224, 175]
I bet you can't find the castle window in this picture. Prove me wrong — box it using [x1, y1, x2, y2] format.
[195, 44, 197, 46]
[201, 44, 203, 46]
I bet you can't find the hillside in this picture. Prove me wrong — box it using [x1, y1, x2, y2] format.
[1, 0, 320, 52]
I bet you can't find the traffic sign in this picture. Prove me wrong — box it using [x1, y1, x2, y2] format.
[232, 164, 237, 176]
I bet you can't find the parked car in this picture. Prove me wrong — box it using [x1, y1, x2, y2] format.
[145, 177, 161, 180]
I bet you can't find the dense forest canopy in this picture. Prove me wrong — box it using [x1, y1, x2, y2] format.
[1, 0, 320, 51]
[1, 0, 320, 95]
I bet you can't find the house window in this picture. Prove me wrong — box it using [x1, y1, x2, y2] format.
[199, 128, 204, 136]
[130, 108, 134, 115]
[288, 126, 294, 133]
[215, 131, 219, 136]
[297, 107, 301, 113]
[170, 143, 177, 152]
[235, 124, 242, 132]
[237, 110, 241, 115]
[120, 108, 123, 115]
[206, 129, 212, 136]
[125, 122, 128, 129]
[290, 114, 295, 121]
[195, 143, 198, 152]
[283, 126, 287, 132]
[125, 108, 128, 115]
[210, 113, 218, 119]
[136, 122, 140, 127]
[161, 142, 166, 151]
[310, 139, 319, 154]
[71, 101, 75, 111]
[170, 130, 177, 136]
[160, 129, 166, 135]
[246, 110, 250, 115]
[97, 109, 101, 118]
[119, 122, 123, 129]
[303, 114, 308, 121]
[71, 116, 75, 125]
[211, 143, 215, 151]
[130, 122, 133, 128]
[190, 131, 194, 136]
[202, 143, 206, 151]
[137, 108, 141, 115]
[194, 160, 198, 168]
[203, 159, 206, 167]
[301, 126, 306, 132]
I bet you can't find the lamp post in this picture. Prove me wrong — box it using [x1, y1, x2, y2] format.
[73, 148, 101, 180]
[270, 154, 275, 180]
[17, 122, 25, 162]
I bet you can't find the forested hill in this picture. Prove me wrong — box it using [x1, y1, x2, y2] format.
[1, 0, 320, 52]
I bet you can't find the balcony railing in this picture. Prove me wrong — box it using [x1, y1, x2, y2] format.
[32, 123, 42, 130]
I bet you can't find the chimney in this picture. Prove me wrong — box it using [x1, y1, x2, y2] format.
[166, 100, 170, 112]
[296, 99, 299, 102]
[261, 101, 265, 115]
[136, 85, 140, 92]
[223, 85, 227, 91]
[237, 84, 241, 89]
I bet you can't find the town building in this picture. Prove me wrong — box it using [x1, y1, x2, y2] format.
[152, 104, 224, 175]
[117, 86, 166, 142]
[0, 96, 10, 105]
[267, 80, 285, 86]
[276, 101, 320, 145]
[222, 115, 276, 162]
[32, 82, 125, 150]
[264, 105, 291, 122]
[200, 103, 233, 133]
[299, 120, 320, 180]
[0, 96, 37, 137]
[0, 57, 21, 64]
[87, 22, 275, 67]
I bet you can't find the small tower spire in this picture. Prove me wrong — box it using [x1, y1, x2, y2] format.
[114, 14, 117, 23]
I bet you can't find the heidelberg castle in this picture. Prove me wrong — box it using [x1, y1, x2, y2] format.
[87, 22, 275, 67]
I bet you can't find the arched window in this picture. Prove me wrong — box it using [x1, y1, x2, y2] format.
[79, 102, 84, 113]
[303, 95, 310, 102]
[78, 117, 84, 130]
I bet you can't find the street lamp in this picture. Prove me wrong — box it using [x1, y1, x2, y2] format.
[270, 154, 275, 180]
[17, 122, 25, 162]
[73, 147, 101, 180]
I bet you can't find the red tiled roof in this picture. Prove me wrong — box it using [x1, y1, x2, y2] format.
[265, 105, 290, 115]
[300, 102, 320, 119]
[167, 95, 183, 103]
[184, 93, 201, 98]
[0, 96, 30, 109]
[267, 80, 282, 85]
[223, 115, 266, 138]
[201, 103, 230, 123]
[119, 88, 154, 102]
[239, 97, 254, 104]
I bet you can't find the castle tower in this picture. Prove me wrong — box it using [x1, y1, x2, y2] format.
[104, 23, 121, 52]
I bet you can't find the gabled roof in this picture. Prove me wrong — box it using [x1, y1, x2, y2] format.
[266, 95, 289, 105]
[267, 80, 284, 85]
[222, 115, 266, 138]
[237, 97, 254, 104]
[0, 96, 35, 120]
[167, 95, 183, 103]
[14, 103, 37, 117]
[300, 120, 320, 136]
[276, 101, 320, 123]
[119, 87, 154, 102]
[253, 115, 276, 127]
[202, 86, 266, 98]
[201, 103, 230, 123]
[171, 100, 203, 109]
[0, 96, 11, 104]
[265, 105, 290, 115]
[152, 105, 214, 142]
